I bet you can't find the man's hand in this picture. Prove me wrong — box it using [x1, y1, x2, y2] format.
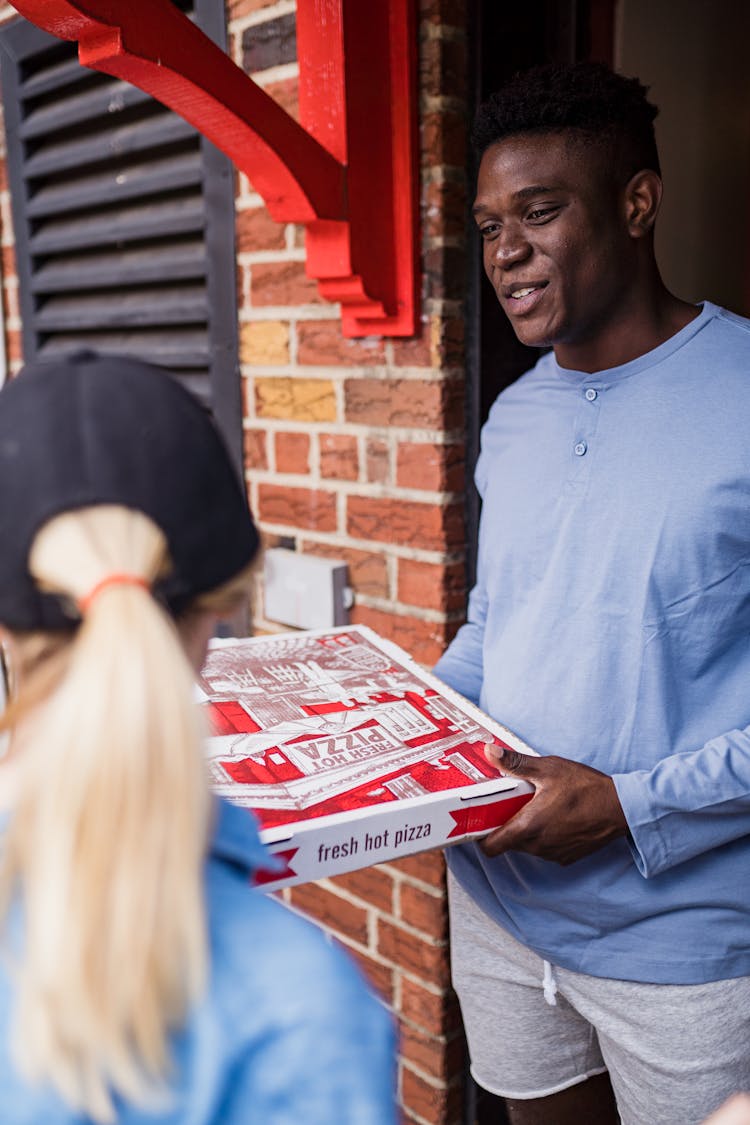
[481, 745, 629, 865]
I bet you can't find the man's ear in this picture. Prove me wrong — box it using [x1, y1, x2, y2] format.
[623, 169, 663, 238]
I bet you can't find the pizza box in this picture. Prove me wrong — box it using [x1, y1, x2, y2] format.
[198, 625, 535, 891]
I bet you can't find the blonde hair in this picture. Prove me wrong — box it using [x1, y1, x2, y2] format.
[0, 504, 252, 1120]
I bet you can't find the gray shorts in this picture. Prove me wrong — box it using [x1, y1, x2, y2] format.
[448, 872, 750, 1125]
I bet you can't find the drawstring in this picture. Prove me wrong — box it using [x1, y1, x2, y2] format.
[542, 959, 558, 1006]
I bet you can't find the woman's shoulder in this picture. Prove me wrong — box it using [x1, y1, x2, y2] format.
[203, 801, 391, 1038]
[206, 848, 378, 1023]
[201, 837, 397, 1123]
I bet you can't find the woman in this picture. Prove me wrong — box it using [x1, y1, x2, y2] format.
[0, 352, 395, 1124]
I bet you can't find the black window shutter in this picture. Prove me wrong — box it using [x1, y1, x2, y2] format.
[0, 0, 243, 477]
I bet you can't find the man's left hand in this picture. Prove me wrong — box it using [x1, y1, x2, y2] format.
[481, 745, 629, 865]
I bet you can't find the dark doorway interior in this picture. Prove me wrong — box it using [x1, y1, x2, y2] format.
[464, 0, 615, 589]
[461, 10, 615, 1123]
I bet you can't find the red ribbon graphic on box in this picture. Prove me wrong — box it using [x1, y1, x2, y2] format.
[447, 792, 533, 839]
[253, 848, 299, 888]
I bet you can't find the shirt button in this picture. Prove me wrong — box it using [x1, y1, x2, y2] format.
[585, 388, 598, 401]
[574, 441, 587, 456]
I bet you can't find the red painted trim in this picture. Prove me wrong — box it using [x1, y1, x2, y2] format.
[8, 0, 421, 337]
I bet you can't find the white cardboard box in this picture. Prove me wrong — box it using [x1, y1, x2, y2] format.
[199, 625, 534, 890]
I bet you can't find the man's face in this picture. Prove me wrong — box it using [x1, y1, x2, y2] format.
[474, 132, 634, 358]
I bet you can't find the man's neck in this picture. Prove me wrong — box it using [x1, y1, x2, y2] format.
[554, 282, 701, 374]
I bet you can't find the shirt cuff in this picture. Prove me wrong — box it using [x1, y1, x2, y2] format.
[611, 770, 669, 878]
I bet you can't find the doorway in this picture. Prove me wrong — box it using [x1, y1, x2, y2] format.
[465, 0, 615, 588]
[462, 4, 750, 1121]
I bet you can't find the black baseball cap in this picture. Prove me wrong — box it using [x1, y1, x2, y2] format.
[0, 352, 259, 630]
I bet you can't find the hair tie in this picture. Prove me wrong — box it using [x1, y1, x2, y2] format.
[78, 573, 151, 615]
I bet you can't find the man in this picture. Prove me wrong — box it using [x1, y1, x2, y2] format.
[434, 62, 750, 1125]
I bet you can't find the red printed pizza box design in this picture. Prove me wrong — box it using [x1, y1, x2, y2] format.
[199, 625, 534, 890]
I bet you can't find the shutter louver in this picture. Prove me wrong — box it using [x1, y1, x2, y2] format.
[0, 2, 243, 472]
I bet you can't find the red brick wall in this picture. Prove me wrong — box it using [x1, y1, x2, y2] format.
[0, 2, 473, 1119]
[229, 3, 471, 1122]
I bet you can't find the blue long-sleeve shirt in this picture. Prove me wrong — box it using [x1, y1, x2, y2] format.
[435, 301, 750, 984]
[0, 798, 396, 1123]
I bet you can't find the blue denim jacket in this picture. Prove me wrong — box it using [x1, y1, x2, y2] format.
[0, 799, 397, 1123]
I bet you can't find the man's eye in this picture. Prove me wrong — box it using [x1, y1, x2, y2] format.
[527, 207, 558, 223]
[479, 223, 500, 239]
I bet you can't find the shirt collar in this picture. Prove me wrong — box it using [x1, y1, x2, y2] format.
[551, 301, 717, 386]
[210, 796, 280, 875]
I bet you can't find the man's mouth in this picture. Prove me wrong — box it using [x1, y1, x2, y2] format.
[501, 280, 548, 301]
[501, 283, 548, 319]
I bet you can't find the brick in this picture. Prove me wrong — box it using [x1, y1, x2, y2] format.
[391, 320, 433, 368]
[5, 329, 22, 365]
[228, 0, 278, 17]
[400, 1025, 464, 1084]
[255, 376, 336, 422]
[265, 76, 300, 120]
[400, 978, 463, 1036]
[424, 178, 466, 241]
[346, 496, 464, 551]
[258, 484, 337, 531]
[251, 260, 321, 307]
[240, 321, 289, 366]
[378, 919, 450, 987]
[243, 427, 268, 470]
[236, 262, 248, 306]
[236, 205, 286, 252]
[389, 851, 446, 889]
[419, 0, 466, 27]
[275, 431, 310, 474]
[345, 378, 463, 429]
[424, 245, 466, 302]
[399, 883, 447, 941]
[329, 866, 395, 914]
[3, 282, 19, 323]
[242, 375, 254, 420]
[343, 945, 395, 1004]
[288, 882, 369, 946]
[298, 320, 385, 366]
[421, 110, 466, 169]
[397, 558, 466, 613]
[242, 13, 296, 72]
[432, 316, 465, 369]
[396, 442, 464, 492]
[349, 606, 455, 667]
[300, 542, 389, 599]
[401, 1066, 462, 1125]
[1, 246, 16, 280]
[366, 439, 390, 484]
[319, 433, 358, 480]
[420, 34, 467, 101]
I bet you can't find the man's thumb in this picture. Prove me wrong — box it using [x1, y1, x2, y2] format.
[484, 743, 531, 775]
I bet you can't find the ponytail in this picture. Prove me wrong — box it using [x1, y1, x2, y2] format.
[0, 505, 211, 1121]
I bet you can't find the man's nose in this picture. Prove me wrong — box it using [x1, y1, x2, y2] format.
[491, 225, 531, 266]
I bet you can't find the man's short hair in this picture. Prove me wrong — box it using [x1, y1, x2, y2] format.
[473, 61, 660, 183]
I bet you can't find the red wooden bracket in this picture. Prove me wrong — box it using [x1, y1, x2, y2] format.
[7, 0, 420, 337]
